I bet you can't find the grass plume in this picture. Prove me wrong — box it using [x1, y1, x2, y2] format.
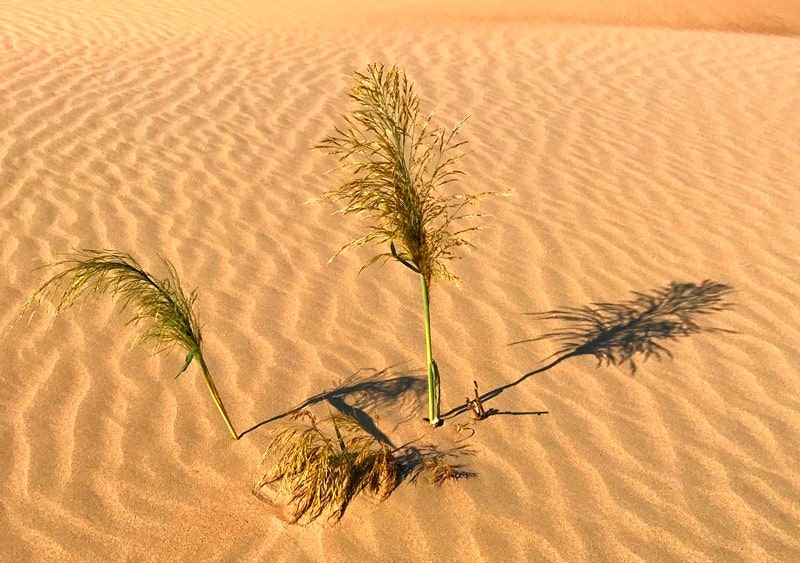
[316, 63, 493, 426]
[255, 409, 398, 523]
[14, 249, 238, 440]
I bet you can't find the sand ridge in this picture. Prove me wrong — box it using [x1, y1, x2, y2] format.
[2, 1, 800, 560]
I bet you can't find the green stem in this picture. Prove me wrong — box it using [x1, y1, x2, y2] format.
[420, 273, 441, 426]
[196, 352, 239, 440]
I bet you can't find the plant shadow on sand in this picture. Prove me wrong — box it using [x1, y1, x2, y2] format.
[240, 366, 427, 441]
[443, 280, 736, 419]
[394, 443, 477, 485]
[250, 367, 478, 523]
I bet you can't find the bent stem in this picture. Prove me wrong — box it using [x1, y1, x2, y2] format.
[420, 273, 441, 426]
[196, 352, 239, 440]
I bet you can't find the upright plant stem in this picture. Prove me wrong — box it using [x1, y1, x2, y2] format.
[196, 352, 239, 440]
[420, 273, 441, 426]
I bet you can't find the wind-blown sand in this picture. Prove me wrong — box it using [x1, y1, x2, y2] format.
[2, 1, 800, 560]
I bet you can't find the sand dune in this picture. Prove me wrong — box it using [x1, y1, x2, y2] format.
[2, 1, 800, 560]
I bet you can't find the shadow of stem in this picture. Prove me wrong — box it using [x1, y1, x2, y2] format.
[239, 366, 426, 440]
[445, 280, 736, 419]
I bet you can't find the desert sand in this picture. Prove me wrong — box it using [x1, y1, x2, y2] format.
[2, 0, 800, 560]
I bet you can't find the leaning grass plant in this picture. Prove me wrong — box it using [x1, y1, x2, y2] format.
[255, 409, 398, 523]
[316, 63, 491, 426]
[15, 250, 238, 440]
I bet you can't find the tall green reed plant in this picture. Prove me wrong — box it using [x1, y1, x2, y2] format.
[316, 64, 490, 426]
[14, 250, 238, 440]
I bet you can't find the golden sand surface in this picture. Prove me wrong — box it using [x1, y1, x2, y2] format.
[1, 1, 799, 560]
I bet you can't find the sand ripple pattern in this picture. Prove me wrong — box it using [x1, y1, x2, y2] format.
[1, 3, 799, 561]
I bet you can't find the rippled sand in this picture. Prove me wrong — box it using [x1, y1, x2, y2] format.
[2, 1, 799, 560]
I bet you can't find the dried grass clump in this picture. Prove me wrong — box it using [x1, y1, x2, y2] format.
[419, 446, 476, 485]
[255, 410, 399, 523]
[396, 444, 476, 486]
[13, 250, 238, 439]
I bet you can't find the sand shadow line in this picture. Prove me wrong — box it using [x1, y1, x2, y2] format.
[442, 353, 570, 419]
[239, 366, 426, 439]
[444, 280, 736, 420]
